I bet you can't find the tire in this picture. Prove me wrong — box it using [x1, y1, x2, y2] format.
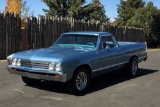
[21, 76, 41, 86]
[66, 68, 90, 95]
[126, 57, 138, 77]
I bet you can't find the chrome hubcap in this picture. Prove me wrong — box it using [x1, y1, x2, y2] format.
[132, 61, 137, 75]
[76, 72, 87, 91]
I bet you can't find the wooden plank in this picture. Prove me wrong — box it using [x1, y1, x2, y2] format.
[0, 14, 146, 59]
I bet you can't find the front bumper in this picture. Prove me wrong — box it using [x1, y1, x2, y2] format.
[7, 67, 67, 82]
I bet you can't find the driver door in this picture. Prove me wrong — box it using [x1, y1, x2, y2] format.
[94, 35, 121, 73]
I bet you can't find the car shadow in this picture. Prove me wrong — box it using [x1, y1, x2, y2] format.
[29, 68, 159, 95]
[87, 68, 159, 94]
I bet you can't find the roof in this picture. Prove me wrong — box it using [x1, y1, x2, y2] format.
[62, 31, 112, 36]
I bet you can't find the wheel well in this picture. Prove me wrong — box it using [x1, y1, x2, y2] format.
[74, 64, 92, 77]
[130, 56, 138, 62]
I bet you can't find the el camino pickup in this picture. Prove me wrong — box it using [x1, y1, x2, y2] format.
[6, 32, 147, 94]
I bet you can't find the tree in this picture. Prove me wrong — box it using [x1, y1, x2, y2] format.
[116, 0, 145, 26]
[83, 0, 109, 23]
[42, 0, 108, 23]
[69, 0, 86, 20]
[42, 0, 70, 17]
[20, 0, 34, 19]
[19, 0, 34, 29]
[127, 2, 160, 48]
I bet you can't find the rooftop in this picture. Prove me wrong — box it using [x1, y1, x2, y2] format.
[62, 31, 112, 36]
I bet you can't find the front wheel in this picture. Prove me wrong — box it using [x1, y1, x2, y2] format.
[66, 68, 90, 95]
[126, 57, 138, 77]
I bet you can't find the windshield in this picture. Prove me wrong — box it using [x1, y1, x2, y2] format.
[52, 34, 98, 50]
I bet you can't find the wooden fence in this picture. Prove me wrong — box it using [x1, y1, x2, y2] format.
[27, 17, 69, 49]
[0, 13, 21, 59]
[27, 17, 145, 49]
[0, 13, 145, 59]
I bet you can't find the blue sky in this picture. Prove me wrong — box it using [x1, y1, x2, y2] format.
[0, 0, 160, 20]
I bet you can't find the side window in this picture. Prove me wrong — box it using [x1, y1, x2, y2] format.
[101, 36, 116, 49]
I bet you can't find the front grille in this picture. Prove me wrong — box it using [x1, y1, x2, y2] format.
[21, 60, 49, 69]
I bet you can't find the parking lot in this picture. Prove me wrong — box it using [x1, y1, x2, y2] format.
[0, 50, 160, 107]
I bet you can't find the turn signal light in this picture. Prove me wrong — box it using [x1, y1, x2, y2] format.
[55, 74, 60, 77]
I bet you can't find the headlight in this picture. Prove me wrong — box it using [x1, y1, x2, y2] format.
[12, 58, 17, 66]
[48, 62, 56, 71]
[11, 58, 21, 66]
[55, 63, 61, 72]
[17, 59, 21, 66]
[48, 62, 61, 72]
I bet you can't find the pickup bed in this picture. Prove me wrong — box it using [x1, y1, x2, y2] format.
[6, 32, 147, 94]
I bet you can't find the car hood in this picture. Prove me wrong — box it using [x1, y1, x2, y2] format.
[9, 47, 88, 62]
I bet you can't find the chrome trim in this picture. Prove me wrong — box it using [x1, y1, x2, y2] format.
[111, 34, 119, 47]
[138, 55, 147, 62]
[21, 59, 49, 69]
[93, 61, 128, 72]
[7, 67, 66, 82]
[138, 56, 147, 60]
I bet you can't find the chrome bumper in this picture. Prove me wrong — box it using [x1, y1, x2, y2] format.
[7, 67, 67, 82]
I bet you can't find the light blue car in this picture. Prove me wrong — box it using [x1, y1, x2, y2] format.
[6, 32, 147, 94]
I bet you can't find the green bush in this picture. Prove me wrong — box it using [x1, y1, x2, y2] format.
[146, 32, 160, 48]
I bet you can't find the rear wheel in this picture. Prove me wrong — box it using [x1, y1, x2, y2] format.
[21, 76, 41, 86]
[126, 57, 138, 77]
[66, 68, 90, 95]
